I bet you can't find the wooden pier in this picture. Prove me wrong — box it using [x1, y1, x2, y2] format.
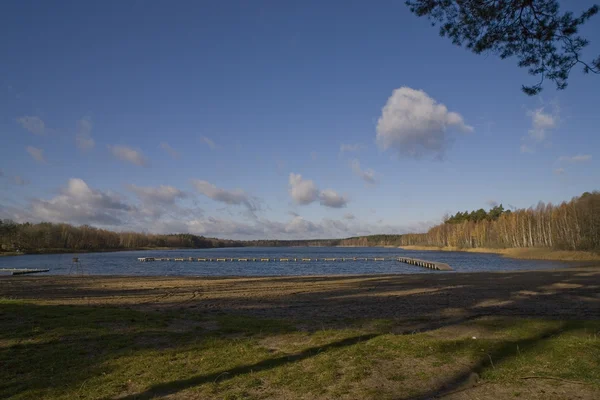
[396, 257, 452, 271]
[136, 256, 452, 270]
[0, 268, 50, 276]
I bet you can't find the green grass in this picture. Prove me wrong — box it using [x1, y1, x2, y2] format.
[1, 298, 598, 399]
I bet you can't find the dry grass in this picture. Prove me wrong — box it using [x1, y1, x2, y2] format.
[399, 246, 600, 261]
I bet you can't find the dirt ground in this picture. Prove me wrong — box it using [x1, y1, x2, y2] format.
[2, 265, 599, 327]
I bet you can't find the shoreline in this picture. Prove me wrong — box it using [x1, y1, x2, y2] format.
[0, 246, 242, 257]
[399, 245, 600, 261]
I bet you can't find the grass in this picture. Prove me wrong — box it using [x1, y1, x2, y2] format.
[399, 246, 600, 261]
[1, 298, 599, 399]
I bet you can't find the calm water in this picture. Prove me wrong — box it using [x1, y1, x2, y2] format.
[0, 247, 572, 276]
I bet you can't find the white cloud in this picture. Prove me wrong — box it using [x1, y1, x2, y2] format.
[376, 87, 473, 158]
[559, 154, 591, 163]
[201, 136, 217, 150]
[520, 144, 534, 153]
[288, 173, 349, 208]
[554, 168, 565, 175]
[319, 189, 348, 208]
[191, 179, 258, 211]
[128, 184, 189, 219]
[17, 116, 46, 135]
[284, 216, 319, 234]
[128, 184, 186, 205]
[108, 145, 148, 166]
[521, 106, 559, 153]
[340, 143, 364, 153]
[288, 173, 319, 205]
[351, 159, 377, 184]
[26, 146, 46, 163]
[76, 117, 95, 151]
[30, 178, 134, 226]
[160, 142, 180, 159]
[527, 108, 557, 142]
[0, 178, 432, 239]
[166, 215, 421, 240]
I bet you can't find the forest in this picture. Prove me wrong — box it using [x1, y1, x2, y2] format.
[1, 191, 598, 255]
[336, 191, 600, 251]
[0, 222, 242, 254]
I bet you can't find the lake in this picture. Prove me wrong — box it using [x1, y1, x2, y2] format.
[0, 247, 572, 276]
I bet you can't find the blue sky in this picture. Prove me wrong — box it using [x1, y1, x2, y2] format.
[1, 0, 599, 239]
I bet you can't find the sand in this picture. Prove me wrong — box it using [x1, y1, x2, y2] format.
[2, 265, 599, 327]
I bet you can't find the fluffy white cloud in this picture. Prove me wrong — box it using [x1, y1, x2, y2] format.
[343, 213, 355, 220]
[289, 173, 349, 208]
[128, 184, 190, 219]
[26, 146, 46, 163]
[76, 117, 95, 150]
[527, 108, 557, 142]
[0, 178, 434, 240]
[288, 173, 319, 205]
[191, 179, 258, 211]
[351, 159, 377, 184]
[30, 178, 134, 226]
[559, 154, 591, 163]
[108, 145, 148, 166]
[160, 142, 180, 159]
[319, 189, 348, 208]
[376, 87, 473, 158]
[201, 136, 217, 150]
[17, 116, 46, 135]
[520, 106, 559, 153]
[284, 216, 320, 234]
[340, 143, 364, 153]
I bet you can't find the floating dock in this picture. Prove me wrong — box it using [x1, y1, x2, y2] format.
[0, 268, 50, 276]
[138, 257, 395, 262]
[136, 256, 452, 270]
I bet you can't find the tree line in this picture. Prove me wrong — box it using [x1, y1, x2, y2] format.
[444, 205, 507, 224]
[337, 191, 600, 251]
[1, 191, 598, 254]
[0, 222, 242, 254]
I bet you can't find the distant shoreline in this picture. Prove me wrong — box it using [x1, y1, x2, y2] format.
[0, 244, 401, 257]
[399, 245, 600, 261]
[3, 245, 599, 262]
[0, 247, 198, 257]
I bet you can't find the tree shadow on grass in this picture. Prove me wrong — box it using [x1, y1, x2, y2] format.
[115, 333, 378, 400]
[1, 268, 599, 399]
[407, 320, 591, 400]
[0, 301, 376, 400]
